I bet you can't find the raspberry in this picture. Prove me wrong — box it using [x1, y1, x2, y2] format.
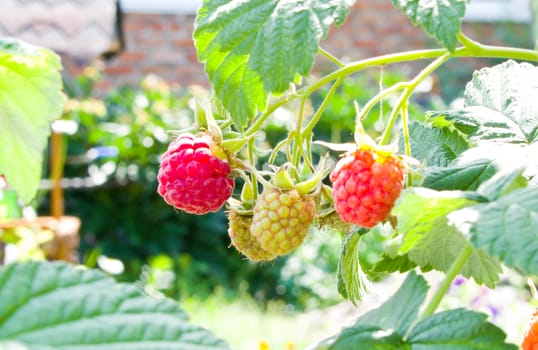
[522, 310, 538, 350]
[227, 211, 276, 262]
[251, 187, 316, 256]
[157, 133, 234, 214]
[330, 148, 403, 228]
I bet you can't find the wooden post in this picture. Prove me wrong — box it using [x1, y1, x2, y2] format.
[50, 131, 64, 218]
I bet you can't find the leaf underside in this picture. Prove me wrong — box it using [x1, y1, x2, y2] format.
[0, 38, 65, 203]
[392, 188, 502, 287]
[452, 187, 538, 276]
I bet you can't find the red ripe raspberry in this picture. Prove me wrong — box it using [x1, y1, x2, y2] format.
[330, 148, 403, 228]
[157, 133, 234, 215]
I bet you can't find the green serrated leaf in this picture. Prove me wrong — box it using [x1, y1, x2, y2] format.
[0, 38, 64, 203]
[194, 0, 355, 127]
[423, 143, 527, 195]
[452, 187, 538, 275]
[327, 326, 407, 350]
[353, 271, 428, 335]
[369, 254, 419, 275]
[313, 272, 427, 350]
[403, 121, 469, 167]
[464, 60, 538, 144]
[408, 308, 517, 349]
[392, 0, 467, 51]
[337, 228, 370, 306]
[429, 106, 530, 145]
[0, 261, 231, 350]
[393, 188, 502, 287]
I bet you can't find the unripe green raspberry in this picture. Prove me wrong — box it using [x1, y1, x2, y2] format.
[227, 211, 276, 262]
[251, 187, 316, 256]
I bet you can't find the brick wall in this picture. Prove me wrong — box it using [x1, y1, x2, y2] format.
[66, 0, 532, 93]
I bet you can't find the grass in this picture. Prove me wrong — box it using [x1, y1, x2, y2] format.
[180, 294, 346, 350]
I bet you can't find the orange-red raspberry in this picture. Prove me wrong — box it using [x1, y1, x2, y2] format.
[157, 133, 234, 215]
[330, 148, 403, 228]
[522, 310, 538, 350]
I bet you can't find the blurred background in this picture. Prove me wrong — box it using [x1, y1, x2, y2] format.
[0, 0, 536, 348]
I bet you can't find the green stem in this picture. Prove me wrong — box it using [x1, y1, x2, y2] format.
[244, 41, 537, 139]
[247, 137, 258, 200]
[301, 77, 343, 138]
[401, 98, 411, 158]
[420, 243, 474, 319]
[319, 47, 345, 67]
[358, 82, 409, 122]
[291, 97, 308, 168]
[380, 52, 451, 145]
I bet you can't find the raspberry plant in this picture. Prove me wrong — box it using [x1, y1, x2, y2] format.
[0, 0, 537, 349]
[188, 0, 537, 348]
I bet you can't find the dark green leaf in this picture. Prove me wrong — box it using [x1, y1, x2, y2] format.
[394, 188, 501, 287]
[369, 254, 419, 275]
[337, 228, 370, 305]
[423, 144, 527, 195]
[353, 271, 428, 335]
[0, 38, 64, 203]
[328, 326, 408, 350]
[0, 261, 231, 349]
[464, 60, 538, 144]
[194, 0, 355, 127]
[403, 121, 468, 167]
[392, 0, 466, 51]
[313, 272, 427, 349]
[408, 308, 517, 349]
[453, 187, 538, 275]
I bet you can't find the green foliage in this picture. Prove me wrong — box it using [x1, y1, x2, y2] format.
[392, 0, 467, 51]
[407, 308, 517, 349]
[422, 144, 527, 195]
[390, 188, 502, 287]
[0, 261, 231, 349]
[194, 0, 355, 127]
[464, 61, 538, 144]
[0, 38, 64, 203]
[336, 228, 369, 305]
[405, 121, 468, 167]
[452, 187, 538, 276]
[314, 272, 516, 350]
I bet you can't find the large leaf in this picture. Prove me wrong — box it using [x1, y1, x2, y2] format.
[0, 38, 64, 203]
[353, 271, 428, 335]
[423, 143, 527, 198]
[312, 273, 516, 349]
[392, 0, 467, 51]
[408, 308, 517, 350]
[452, 187, 538, 275]
[393, 188, 502, 287]
[0, 261, 231, 350]
[336, 228, 370, 306]
[194, 0, 355, 127]
[403, 121, 468, 167]
[430, 61, 538, 145]
[313, 272, 427, 350]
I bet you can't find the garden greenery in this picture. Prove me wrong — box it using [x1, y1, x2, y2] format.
[0, 0, 537, 348]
